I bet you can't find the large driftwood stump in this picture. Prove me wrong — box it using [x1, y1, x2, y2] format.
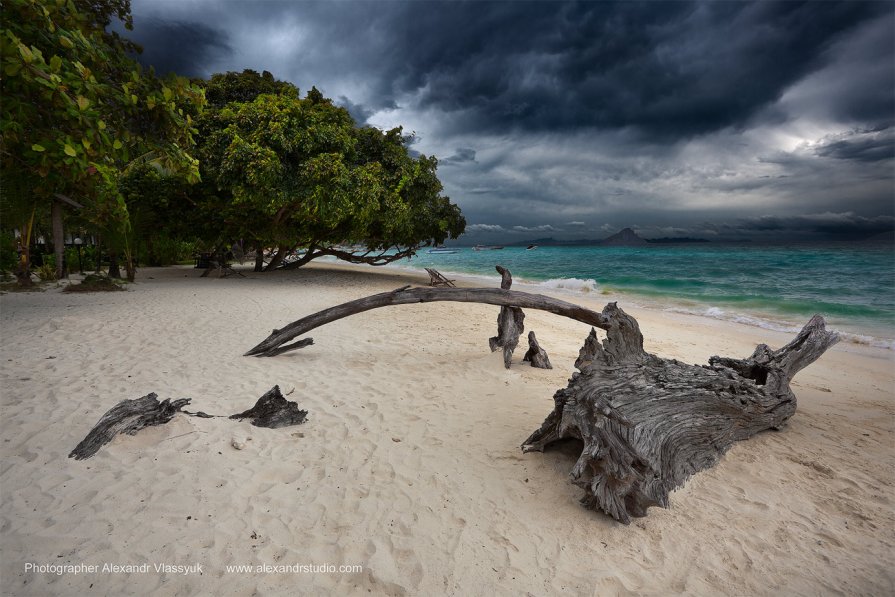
[522, 303, 839, 523]
[488, 266, 525, 368]
[69, 394, 190, 460]
[229, 385, 308, 428]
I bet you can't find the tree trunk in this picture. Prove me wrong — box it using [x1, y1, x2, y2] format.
[263, 243, 290, 271]
[51, 200, 65, 279]
[108, 251, 121, 279]
[254, 241, 265, 272]
[521, 303, 840, 523]
[94, 234, 102, 275]
[15, 217, 33, 287]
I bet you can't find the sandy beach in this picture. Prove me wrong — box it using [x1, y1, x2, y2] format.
[1, 263, 892, 596]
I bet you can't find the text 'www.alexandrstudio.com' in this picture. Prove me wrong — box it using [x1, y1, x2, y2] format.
[25, 562, 363, 575]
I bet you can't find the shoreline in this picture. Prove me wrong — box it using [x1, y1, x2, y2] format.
[1, 263, 893, 595]
[368, 242, 895, 351]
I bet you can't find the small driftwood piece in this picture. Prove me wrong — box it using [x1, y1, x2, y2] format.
[522, 331, 553, 369]
[522, 303, 839, 524]
[71, 387, 309, 459]
[69, 394, 190, 460]
[425, 268, 456, 287]
[245, 286, 609, 357]
[488, 266, 525, 368]
[229, 385, 308, 428]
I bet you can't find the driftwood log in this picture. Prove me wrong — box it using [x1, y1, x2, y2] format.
[70, 386, 307, 459]
[229, 385, 308, 428]
[69, 394, 190, 460]
[523, 331, 553, 369]
[488, 266, 525, 368]
[245, 285, 609, 357]
[522, 304, 839, 523]
[244, 282, 840, 522]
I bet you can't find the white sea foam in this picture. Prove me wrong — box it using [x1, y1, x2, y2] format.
[537, 277, 600, 293]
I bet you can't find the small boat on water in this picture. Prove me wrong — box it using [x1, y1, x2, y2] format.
[473, 245, 504, 251]
[428, 247, 458, 254]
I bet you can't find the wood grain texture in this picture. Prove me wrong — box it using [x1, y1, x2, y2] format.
[69, 394, 190, 460]
[488, 266, 524, 368]
[522, 331, 553, 369]
[522, 303, 840, 523]
[229, 385, 308, 429]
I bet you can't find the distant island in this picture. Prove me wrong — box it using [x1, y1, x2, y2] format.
[508, 227, 711, 247]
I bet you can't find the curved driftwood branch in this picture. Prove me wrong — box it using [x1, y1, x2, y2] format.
[522, 303, 840, 524]
[245, 286, 609, 357]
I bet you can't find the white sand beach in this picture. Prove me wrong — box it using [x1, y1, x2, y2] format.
[1, 264, 892, 596]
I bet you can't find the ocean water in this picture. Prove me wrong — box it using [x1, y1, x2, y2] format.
[392, 242, 895, 349]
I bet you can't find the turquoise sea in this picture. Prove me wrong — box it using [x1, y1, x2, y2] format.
[389, 242, 895, 349]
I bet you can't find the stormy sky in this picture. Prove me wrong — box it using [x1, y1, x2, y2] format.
[122, 0, 894, 242]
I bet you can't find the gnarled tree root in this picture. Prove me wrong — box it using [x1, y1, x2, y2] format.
[522, 303, 839, 523]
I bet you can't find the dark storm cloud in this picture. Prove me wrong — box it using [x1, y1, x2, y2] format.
[383, 1, 888, 138]
[124, 0, 894, 241]
[123, 17, 231, 78]
[814, 126, 894, 163]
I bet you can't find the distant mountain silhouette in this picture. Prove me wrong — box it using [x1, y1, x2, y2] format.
[600, 227, 648, 246]
[508, 228, 710, 247]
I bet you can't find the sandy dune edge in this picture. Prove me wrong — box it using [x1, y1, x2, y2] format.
[1, 264, 892, 596]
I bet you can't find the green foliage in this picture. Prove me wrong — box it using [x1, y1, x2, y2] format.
[204, 69, 298, 109]
[0, 0, 205, 282]
[0, 231, 18, 272]
[36, 262, 57, 281]
[192, 70, 465, 266]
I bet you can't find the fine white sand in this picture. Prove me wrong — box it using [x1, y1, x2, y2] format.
[1, 263, 892, 596]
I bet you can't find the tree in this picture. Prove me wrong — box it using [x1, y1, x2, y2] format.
[0, 0, 203, 283]
[193, 70, 464, 271]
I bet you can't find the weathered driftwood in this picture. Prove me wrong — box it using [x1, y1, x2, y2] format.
[488, 266, 525, 368]
[229, 385, 308, 429]
[71, 387, 309, 459]
[69, 394, 190, 460]
[425, 268, 456, 287]
[523, 331, 553, 369]
[522, 303, 839, 523]
[245, 286, 610, 357]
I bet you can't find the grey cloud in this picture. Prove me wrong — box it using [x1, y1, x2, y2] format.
[466, 224, 507, 232]
[513, 225, 561, 233]
[814, 126, 894, 163]
[441, 148, 477, 165]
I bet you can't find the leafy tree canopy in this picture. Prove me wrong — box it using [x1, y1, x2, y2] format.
[1, 0, 205, 281]
[189, 69, 464, 269]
